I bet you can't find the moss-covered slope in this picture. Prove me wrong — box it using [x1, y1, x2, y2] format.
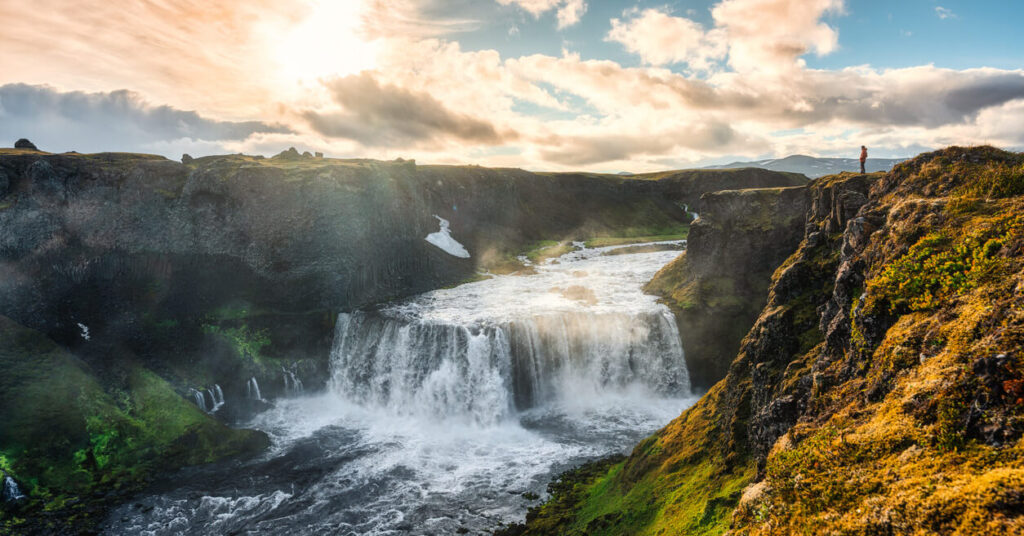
[0, 316, 268, 533]
[509, 146, 1024, 535]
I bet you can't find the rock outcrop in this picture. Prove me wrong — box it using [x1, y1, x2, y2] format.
[509, 146, 1024, 536]
[13, 138, 37, 150]
[646, 185, 809, 390]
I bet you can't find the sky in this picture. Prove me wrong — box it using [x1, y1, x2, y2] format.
[0, 0, 1022, 171]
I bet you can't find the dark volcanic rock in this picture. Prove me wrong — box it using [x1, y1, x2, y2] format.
[14, 138, 37, 150]
[646, 185, 809, 390]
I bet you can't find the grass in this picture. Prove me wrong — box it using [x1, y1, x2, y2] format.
[584, 229, 689, 248]
[0, 316, 267, 533]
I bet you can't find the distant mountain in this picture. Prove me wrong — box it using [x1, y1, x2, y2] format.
[704, 154, 907, 178]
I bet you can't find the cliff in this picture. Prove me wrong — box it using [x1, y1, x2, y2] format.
[505, 146, 1024, 535]
[645, 186, 808, 390]
[0, 147, 804, 532]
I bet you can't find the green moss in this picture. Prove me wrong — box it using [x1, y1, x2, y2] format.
[510, 382, 757, 536]
[0, 316, 267, 530]
[201, 324, 270, 362]
[865, 214, 1023, 315]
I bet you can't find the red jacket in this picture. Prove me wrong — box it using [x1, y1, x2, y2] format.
[860, 148, 868, 162]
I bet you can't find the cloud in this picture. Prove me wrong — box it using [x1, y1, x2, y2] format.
[0, 84, 291, 153]
[606, 0, 844, 74]
[535, 121, 763, 166]
[607, 8, 726, 69]
[935, 6, 956, 20]
[302, 73, 512, 147]
[496, 0, 587, 28]
[556, 0, 587, 28]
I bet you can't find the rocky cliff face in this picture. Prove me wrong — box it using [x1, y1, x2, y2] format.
[645, 185, 808, 390]
[508, 146, 1024, 536]
[0, 147, 804, 532]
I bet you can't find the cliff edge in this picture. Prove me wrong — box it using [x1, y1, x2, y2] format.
[506, 146, 1024, 535]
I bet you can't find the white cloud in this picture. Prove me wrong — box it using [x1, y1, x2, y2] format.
[935, 6, 956, 20]
[607, 8, 726, 69]
[607, 0, 845, 74]
[496, 0, 587, 28]
[556, 0, 587, 29]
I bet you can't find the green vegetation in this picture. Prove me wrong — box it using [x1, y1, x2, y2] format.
[500, 383, 757, 536]
[0, 316, 267, 533]
[865, 214, 1022, 314]
[583, 227, 689, 248]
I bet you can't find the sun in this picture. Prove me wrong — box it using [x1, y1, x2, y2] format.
[274, 0, 379, 85]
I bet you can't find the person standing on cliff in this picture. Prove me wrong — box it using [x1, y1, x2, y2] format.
[859, 146, 868, 173]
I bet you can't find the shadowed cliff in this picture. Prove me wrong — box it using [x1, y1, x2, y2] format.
[645, 186, 809, 390]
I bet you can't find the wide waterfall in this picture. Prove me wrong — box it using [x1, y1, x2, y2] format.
[329, 242, 690, 425]
[330, 309, 687, 425]
[108, 242, 698, 536]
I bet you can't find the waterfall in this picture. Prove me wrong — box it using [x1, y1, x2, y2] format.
[246, 377, 263, 401]
[191, 388, 208, 412]
[190, 386, 224, 413]
[682, 203, 700, 223]
[283, 369, 304, 394]
[329, 309, 688, 425]
[210, 384, 225, 412]
[2, 474, 25, 502]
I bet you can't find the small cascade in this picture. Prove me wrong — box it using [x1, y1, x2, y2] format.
[282, 369, 304, 394]
[209, 384, 225, 412]
[246, 377, 263, 401]
[190, 386, 224, 413]
[2, 474, 26, 502]
[191, 388, 208, 412]
[682, 203, 700, 223]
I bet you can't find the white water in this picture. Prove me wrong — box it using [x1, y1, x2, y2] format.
[283, 369, 304, 394]
[246, 377, 263, 401]
[2, 475, 25, 502]
[190, 385, 225, 413]
[107, 244, 697, 535]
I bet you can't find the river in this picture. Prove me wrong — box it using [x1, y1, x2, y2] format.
[105, 242, 697, 535]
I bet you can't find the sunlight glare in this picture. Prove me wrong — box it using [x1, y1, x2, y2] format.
[275, 0, 379, 85]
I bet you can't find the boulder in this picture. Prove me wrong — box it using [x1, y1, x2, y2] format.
[14, 138, 37, 150]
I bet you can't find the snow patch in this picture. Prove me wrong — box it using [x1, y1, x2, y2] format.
[425, 215, 470, 258]
[77, 323, 91, 341]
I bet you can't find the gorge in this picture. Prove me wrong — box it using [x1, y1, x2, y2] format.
[0, 145, 803, 534]
[3, 145, 1022, 535]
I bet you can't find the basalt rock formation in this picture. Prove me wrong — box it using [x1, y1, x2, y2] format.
[0, 147, 804, 533]
[507, 146, 1024, 535]
[645, 185, 809, 390]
